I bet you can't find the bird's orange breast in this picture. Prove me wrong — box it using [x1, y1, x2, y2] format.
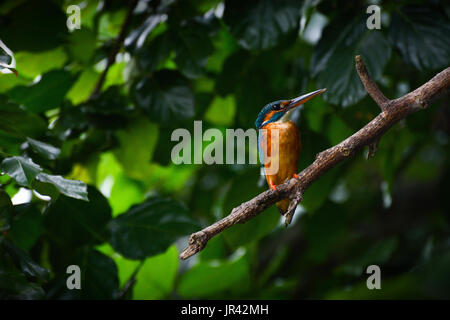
[260, 121, 301, 213]
[260, 121, 301, 186]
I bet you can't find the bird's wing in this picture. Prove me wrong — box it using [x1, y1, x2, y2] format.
[258, 130, 265, 177]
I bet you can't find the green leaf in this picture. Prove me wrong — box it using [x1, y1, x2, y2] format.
[35, 173, 88, 201]
[204, 95, 236, 126]
[336, 237, 398, 276]
[303, 202, 347, 264]
[113, 118, 159, 180]
[125, 13, 167, 50]
[199, 235, 227, 261]
[44, 186, 111, 246]
[0, 100, 47, 138]
[98, 9, 127, 41]
[137, 31, 172, 73]
[95, 151, 122, 185]
[388, 6, 450, 71]
[325, 116, 353, 146]
[107, 198, 199, 259]
[109, 173, 145, 216]
[311, 16, 391, 106]
[419, 252, 450, 299]
[133, 245, 179, 299]
[77, 249, 119, 299]
[76, 249, 119, 299]
[3, 239, 49, 280]
[8, 203, 44, 251]
[134, 70, 195, 124]
[223, 0, 302, 50]
[102, 62, 126, 90]
[66, 69, 100, 105]
[0, 189, 12, 232]
[0, 76, 28, 94]
[26, 138, 61, 160]
[15, 47, 68, 79]
[301, 169, 339, 212]
[84, 86, 130, 114]
[66, 28, 97, 65]
[178, 249, 250, 298]
[55, 249, 119, 299]
[0, 0, 67, 52]
[7, 70, 76, 113]
[215, 49, 287, 127]
[1, 156, 42, 188]
[78, 0, 102, 29]
[190, 0, 223, 13]
[173, 21, 215, 78]
[303, 92, 332, 133]
[222, 169, 280, 248]
[96, 152, 145, 216]
[0, 258, 45, 299]
[110, 250, 141, 289]
[206, 23, 239, 73]
[326, 274, 421, 300]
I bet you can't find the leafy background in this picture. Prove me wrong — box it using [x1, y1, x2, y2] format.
[0, 0, 449, 299]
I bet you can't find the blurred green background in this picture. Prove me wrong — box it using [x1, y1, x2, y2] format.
[0, 0, 449, 299]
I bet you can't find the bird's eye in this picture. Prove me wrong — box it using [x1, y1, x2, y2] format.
[273, 104, 281, 111]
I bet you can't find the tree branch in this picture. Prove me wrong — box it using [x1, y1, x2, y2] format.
[355, 55, 389, 110]
[179, 56, 450, 260]
[89, 0, 138, 100]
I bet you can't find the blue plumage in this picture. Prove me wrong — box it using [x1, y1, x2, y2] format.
[256, 100, 286, 174]
[255, 100, 284, 129]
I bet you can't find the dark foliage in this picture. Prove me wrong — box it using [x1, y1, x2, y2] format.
[0, 0, 449, 299]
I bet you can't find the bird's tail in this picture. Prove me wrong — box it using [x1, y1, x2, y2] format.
[276, 199, 291, 216]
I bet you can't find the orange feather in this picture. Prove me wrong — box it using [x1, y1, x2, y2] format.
[260, 120, 301, 214]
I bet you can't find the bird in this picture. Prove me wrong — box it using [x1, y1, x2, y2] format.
[255, 88, 326, 215]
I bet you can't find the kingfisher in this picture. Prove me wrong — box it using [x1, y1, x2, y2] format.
[256, 88, 326, 215]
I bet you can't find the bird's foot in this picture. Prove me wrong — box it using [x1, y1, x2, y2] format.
[293, 173, 299, 179]
[269, 182, 277, 191]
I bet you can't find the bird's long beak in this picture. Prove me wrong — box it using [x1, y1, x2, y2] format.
[284, 88, 326, 110]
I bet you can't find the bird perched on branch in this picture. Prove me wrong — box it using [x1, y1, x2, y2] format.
[256, 89, 326, 215]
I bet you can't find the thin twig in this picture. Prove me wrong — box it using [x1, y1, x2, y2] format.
[89, 0, 139, 100]
[115, 260, 144, 299]
[179, 56, 450, 260]
[355, 55, 389, 110]
[284, 188, 303, 226]
[366, 139, 379, 159]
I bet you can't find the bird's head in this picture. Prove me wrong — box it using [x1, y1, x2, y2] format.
[255, 88, 326, 129]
